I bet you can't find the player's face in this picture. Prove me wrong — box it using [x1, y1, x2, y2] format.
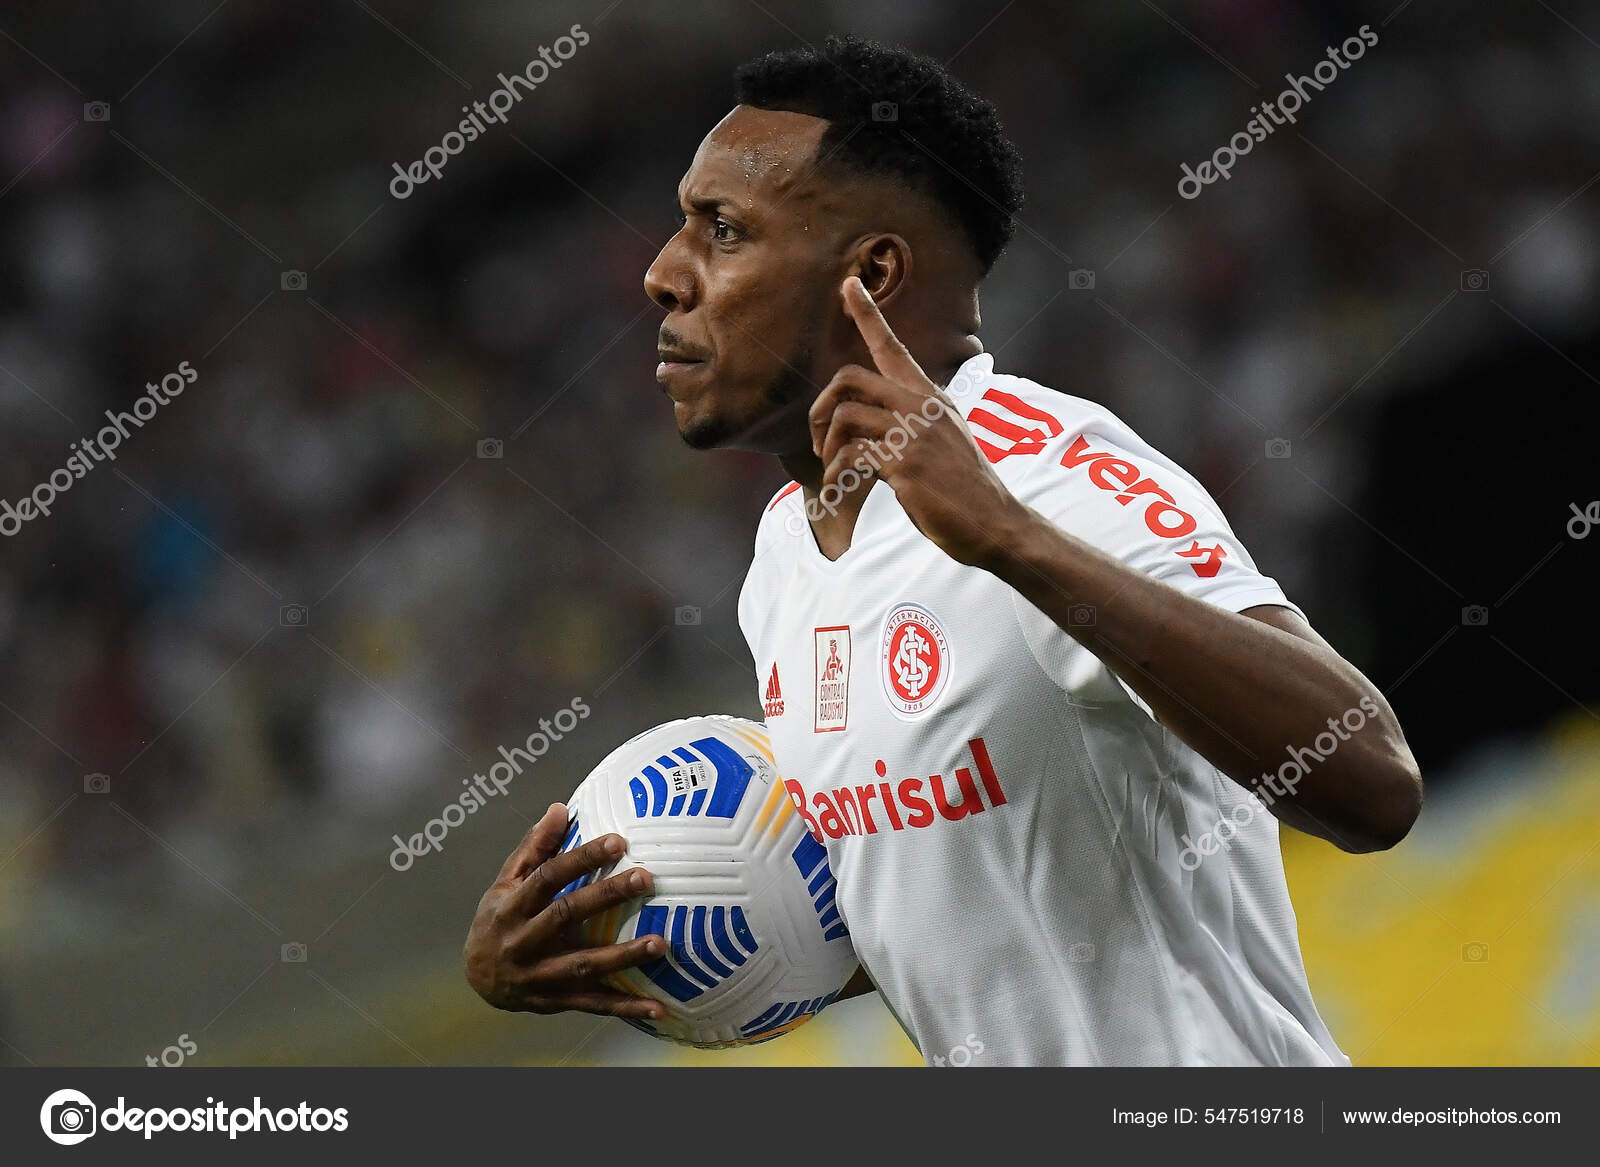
[644, 106, 843, 454]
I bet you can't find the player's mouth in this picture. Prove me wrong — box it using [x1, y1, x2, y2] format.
[656, 349, 707, 386]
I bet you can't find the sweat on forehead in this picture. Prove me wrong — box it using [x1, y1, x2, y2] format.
[704, 107, 826, 184]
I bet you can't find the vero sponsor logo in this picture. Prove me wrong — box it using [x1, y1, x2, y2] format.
[1058, 433, 1200, 540]
[1057, 433, 1242, 579]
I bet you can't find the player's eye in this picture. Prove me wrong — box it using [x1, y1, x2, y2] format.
[674, 211, 738, 244]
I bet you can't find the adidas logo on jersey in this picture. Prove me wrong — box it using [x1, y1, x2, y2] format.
[783, 737, 1007, 842]
[764, 663, 785, 718]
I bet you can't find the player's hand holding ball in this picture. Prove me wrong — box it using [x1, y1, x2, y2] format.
[809, 276, 1028, 571]
[463, 802, 668, 1020]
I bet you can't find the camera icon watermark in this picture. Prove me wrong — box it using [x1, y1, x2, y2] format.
[476, 438, 504, 459]
[1068, 268, 1096, 291]
[675, 605, 701, 626]
[1460, 269, 1489, 292]
[1265, 438, 1292, 459]
[83, 101, 110, 122]
[83, 772, 111, 794]
[870, 101, 897, 123]
[40, 1088, 97, 1145]
[1068, 604, 1096, 629]
[944, 365, 979, 402]
[281, 942, 307, 963]
[1461, 604, 1489, 627]
[280, 603, 308, 627]
[1461, 941, 1489, 962]
[280, 270, 307, 292]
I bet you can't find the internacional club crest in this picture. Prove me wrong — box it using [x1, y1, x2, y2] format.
[880, 602, 951, 718]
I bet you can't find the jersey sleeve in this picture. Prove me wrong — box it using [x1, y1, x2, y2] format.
[737, 483, 801, 686]
[965, 384, 1302, 714]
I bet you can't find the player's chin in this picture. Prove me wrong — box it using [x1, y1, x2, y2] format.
[672, 384, 792, 453]
[672, 389, 758, 451]
[675, 401, 734, 451]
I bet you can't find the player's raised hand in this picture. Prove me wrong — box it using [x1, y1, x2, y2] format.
[463, 802, 667, 1019]
[808, 276, 1028, 570]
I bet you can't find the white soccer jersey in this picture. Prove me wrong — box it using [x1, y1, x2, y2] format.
[736, 352, 1350, 1067]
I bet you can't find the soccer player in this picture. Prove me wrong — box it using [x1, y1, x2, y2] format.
[465, 35, 1422, 1066]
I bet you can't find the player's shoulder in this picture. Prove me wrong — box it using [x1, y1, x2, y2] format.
[953, 353, 1240, 530]
[962, 355, 1254, 558]
[743, 480, 802, 598]
[949, 353, 1139, 481]
[752, 480, 804, 558]
[738, 481, 805, 642]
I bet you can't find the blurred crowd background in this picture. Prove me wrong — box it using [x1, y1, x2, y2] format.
[0, 0, 1595, 1066]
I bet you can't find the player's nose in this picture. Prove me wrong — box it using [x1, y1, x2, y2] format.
[644, 240, 696, 312]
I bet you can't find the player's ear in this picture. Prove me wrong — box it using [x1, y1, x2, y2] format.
[850, 234, 911, 308]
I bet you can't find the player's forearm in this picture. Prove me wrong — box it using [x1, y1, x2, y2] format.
[987, 505, 1422, 853]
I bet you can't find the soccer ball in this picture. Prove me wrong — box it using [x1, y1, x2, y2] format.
[557, 714, 857, 1048]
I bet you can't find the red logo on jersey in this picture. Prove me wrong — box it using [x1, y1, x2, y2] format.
[821, 643, 845, 680]
[881, 604, 950, 717]
[1058, 433, 1200, 540]
[783, 737, 1007, 843]
[1058, 434, 1238, 576]
[813, 626, 850, 733]
[764, 664, 785, 718]
[1175, 540, 1228, 578]
[966, 388, 1063, 463]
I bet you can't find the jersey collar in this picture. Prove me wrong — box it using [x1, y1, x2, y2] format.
[795, 476, 900, 572]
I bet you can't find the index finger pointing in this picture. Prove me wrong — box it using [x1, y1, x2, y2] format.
[842, 276, 925, 383]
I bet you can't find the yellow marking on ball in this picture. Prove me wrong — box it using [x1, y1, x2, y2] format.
[753, 778, 789, 836]
[725, 723, 776, 765]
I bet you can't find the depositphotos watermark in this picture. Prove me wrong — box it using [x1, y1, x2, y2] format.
[1, 360, 198, 536]
[144, 1032, 197, 1068]
[39, 1088, 348, 1145]
[783, 394, 948, 536]
[389, 697, 590, 870]
[389, 24, 590, 199]
[1178, 695, 1381, 870]
[1178, 24, 1378, 199]
[1567, 501, 1599, 539]
[928, 1032, 986, 1067]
